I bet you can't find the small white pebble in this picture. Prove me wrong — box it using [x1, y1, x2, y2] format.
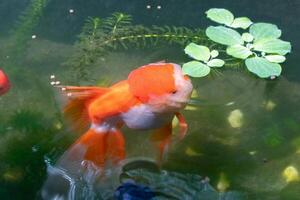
[146, 5, 151, 9]
[69, 9, 74, 13]
[226, 101, 235, 106]
[32, 146, 38, 152]
[55, 81, 60, 85]
[270, 75, 276, 80]
[50, 81, 56, 85]
[67, 93, 72, 97]
[50, 75, 55, 79]
[31, 35, 37, 39]
[157, 5, 162, 9]
[61, 87, 66, 91]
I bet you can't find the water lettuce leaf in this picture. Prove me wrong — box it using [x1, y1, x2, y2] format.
[231, 17, 253, 29]
[210, 50, 219, 58]
[206, 8, 234, 26]
[182, 61, 210, 77]
[184, 43, 210, 61]
[207, 59, 225, 67]
[241, 33, 254, 42]
[253, 38, 291, 55]
[265, 55, 286, 63]
[206, 26, 243, 46]
[250, 23, 282, 40]
[245, 57, 282, 78]
[226, 45, 252, 59]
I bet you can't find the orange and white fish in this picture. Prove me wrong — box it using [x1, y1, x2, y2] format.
[58, 62, 193, 168]
[0, 69, 10, 96]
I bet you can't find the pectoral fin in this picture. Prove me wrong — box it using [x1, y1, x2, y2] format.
[151, 123, 172, 164]
[175, 112, 188, 140]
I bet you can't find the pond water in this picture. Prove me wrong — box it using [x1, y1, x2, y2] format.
[0, 0, 300, 199]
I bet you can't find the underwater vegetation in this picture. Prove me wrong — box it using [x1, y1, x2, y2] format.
[183, 8, 292, 79]
[0, 108, 68, 199]
[7, 0, 50, 55]
[67, 8, 292, 81]
[65, 12, 208, 80]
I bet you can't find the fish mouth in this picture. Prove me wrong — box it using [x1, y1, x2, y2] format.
[187, 99, 202, 106]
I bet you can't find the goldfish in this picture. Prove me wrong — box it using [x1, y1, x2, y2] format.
[58, 62, 193, 168]
[0, 69, 10, 96]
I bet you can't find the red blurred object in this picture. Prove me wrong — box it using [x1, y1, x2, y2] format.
[0, 69, 10, 96]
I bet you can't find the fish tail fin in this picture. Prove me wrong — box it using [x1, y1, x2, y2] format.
[59, 127, 125, 168]
[77, 128, 108, 167]
[106, 129, 126, 165]
[60, 86, 109, 132]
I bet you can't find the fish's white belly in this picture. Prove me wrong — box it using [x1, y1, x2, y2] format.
[121, 104, 173, 130]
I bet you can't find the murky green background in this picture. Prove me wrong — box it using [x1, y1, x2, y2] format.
[0, 0, 300, 199]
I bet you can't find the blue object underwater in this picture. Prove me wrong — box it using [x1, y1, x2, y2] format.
[114, 181, 155, 200]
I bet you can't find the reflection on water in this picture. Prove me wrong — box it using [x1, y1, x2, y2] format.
[42, 160, 119, 199]
[42, 158, 246, 199]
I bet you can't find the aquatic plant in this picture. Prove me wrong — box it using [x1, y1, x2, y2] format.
[0, 108, 60, 199]
[8, 0, 50, 54]
[70, 9, 292, 80]
[9, 109, 45, 134]
[0, 105, 75, 199]
[182, 43, 224, 77]
[205, 9, 291, 78]
[66, 12, 207, 79]
[184, 8, 292, 78]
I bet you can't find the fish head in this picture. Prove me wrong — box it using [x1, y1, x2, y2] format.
[128, 63, 193, 113]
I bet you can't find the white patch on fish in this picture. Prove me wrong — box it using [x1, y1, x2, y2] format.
[121, 104, 173, 130]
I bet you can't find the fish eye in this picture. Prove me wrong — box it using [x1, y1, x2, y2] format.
[172, 90, 177, 94]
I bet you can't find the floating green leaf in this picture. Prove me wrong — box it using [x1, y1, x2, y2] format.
[206, 26, 243, 46]
[210, 50, 219, 58]
[182, 61, 210, 77]
[184, 43, 210, 61]
[245, 57, 282, 78]
[206, 8, 234, 26]
[207, 59, 225, 67]
[265, 55, 286, 63]
[253, 38, 291, 55]
[226, 45, 252, 59]
[242, 33, 254, 42]
[250, 23, 281, 40]
[231, 17, 253, 29]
